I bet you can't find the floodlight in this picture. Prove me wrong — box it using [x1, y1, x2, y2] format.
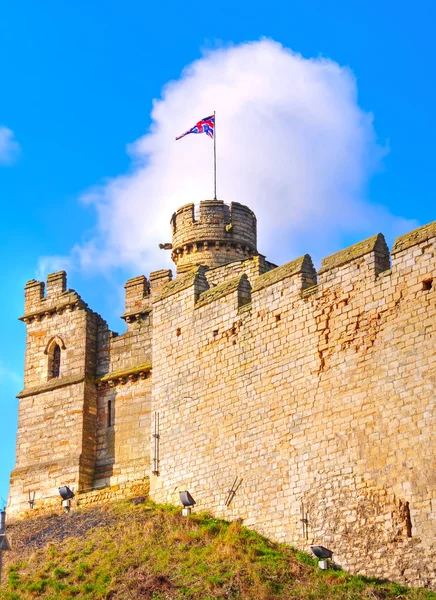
[0, 534, 11, 552]
[179, 491, 195, 516]
[59, 486, 75, 500]
[310, 546, 333, 559]
[310, 546, 333, 569]
[59, 486, 75, 513]
[179, 491, 196, 507]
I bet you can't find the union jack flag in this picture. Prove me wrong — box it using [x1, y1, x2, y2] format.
[176, 115, 215, 140]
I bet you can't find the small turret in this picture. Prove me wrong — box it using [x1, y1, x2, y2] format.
[170, 200, 257, 274]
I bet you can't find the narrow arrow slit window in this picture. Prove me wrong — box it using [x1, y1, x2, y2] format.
[48, 343, 61, 379]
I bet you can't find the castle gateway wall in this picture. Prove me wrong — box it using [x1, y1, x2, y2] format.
[150, 228, 436, 588]
[8, 200, 436, 590]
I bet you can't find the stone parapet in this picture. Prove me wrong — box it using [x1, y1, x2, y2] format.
[155, 265, 209, 302]
[123, 275, 150, 321]
[195, 274, 251, 309]
[22, 271, 93, 322]
[24, 279, 45, 313]
[392, 220, 436, 254]
[46, 270, 67, 297]
[20, 292, 86, 323]
[252, 254, 316, 293]
[150, 269, 173, 295]
[97, 362, 151, 385]
[318, 233, 390, 275]
[206, 255, 276, 288]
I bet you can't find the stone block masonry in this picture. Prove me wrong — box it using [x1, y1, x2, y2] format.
[170, 200, 258, 273]
[9, 269, 153, 514]
[8, 199, 436, 590]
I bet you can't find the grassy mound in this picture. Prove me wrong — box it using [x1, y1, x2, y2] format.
[0, 498, 434, 599]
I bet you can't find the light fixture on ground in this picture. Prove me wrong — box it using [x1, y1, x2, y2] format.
[310, 545, 333, 570]
[59, 486, 75, 513]
[179, 491, 196, 516]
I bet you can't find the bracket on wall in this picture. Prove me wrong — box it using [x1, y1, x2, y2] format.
[225, 476, 243, 507]
[152, 412, 160, 475]
[300, 501, 309, 540]
[28, 491, 36, 510]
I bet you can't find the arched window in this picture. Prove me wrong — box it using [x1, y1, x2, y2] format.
[47, 343, 61, 380]
[44, 336, 65, 381]
[52, 344, 61, 378]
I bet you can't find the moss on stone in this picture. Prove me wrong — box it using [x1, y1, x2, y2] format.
[238, 302, 252, 314]
[301, 285, 318, 298]
[120, 307, 151, 320]
[97, 362, 152, 382]
[17, 375, 87, 398]
[19, 291, 85, 321]
[318, 234, 387, 274]
[155, 267, 203, 301]
[392, 220, 436, 254]
[195, 275, 247, 308]
[252, 255, 315, 293]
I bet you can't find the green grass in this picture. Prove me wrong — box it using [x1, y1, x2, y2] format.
[0, 498, 434, 599]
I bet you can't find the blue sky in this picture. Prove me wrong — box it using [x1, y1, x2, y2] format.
[0, 0, 435, 504]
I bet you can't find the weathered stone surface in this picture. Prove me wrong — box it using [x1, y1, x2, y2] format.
[17, 374, 88, 398]
[156, 265, 208, 301]
[205, 255, 276, 288]
[392, 219, 436, 254]
[195, 274, 251, 308]
[252, 254, 316, 292]
[97, 362, 152, 382]
[319, 233, 390, 274]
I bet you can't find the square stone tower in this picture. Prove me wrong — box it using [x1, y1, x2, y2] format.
[8, 271, 102, 513]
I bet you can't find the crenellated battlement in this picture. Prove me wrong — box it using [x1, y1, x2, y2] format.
[154, 219, 435, 317]
[170, 200, 257, 273]
[121, 270, 173, 326]
[21, 271, 87, 323]
[318, 233, 390, 276]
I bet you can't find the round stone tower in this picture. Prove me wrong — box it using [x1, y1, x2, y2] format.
[170, 200, 257, 273]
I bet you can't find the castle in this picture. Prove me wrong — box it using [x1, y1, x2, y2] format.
[8, 199, 436, 588]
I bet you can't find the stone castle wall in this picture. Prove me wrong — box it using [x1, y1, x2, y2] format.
[150, 225, 436, 588]
[7, 201, 436, 589]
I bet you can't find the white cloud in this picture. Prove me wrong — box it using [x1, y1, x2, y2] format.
[36, 255, 74, 282]
[40, 39, 416, 277]
[0, 126, 20, 165]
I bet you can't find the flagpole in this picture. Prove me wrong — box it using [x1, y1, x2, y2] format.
[213, 110, 217, 200]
